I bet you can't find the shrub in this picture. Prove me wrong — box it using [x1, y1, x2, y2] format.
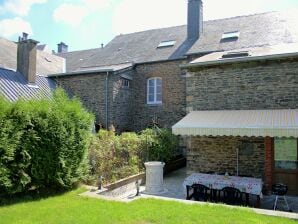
[89, 130, 143, 184]
[88, 127, 179, 185]
[0, 89, 94, 196]
[140, 128, 179, 163]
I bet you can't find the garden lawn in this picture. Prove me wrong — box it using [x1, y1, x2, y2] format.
[0, 188, 296, 224]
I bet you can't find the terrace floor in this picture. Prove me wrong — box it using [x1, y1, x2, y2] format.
[152, 168, 298, 213]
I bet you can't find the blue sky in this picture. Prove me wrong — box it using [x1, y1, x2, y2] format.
[1, 0, 298, 52]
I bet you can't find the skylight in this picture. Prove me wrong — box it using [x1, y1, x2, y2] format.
[157, 40, 176, 48]
[221, 31, 240, 40]
[221, 51, 250, 59]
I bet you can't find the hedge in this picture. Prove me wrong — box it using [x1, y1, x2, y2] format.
[0, 89, 94, 196]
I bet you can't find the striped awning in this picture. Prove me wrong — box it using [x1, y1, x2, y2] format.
[172, 110, 298, 137]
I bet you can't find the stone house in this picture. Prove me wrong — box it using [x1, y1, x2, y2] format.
[49, 0, 298, 194]
[1, 0, 297, 194]
[173, 44, 298, 195]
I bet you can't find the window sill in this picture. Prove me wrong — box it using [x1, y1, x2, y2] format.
[146, 103, 163, 107]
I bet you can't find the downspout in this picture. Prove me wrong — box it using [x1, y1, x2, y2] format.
[105, 71, 109, 129]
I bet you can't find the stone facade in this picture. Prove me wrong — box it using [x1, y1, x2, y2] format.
[54, 70, 132, 132]
[184, 57, 298, 191]
[187, 136, 265, 178]
[54, 60, 188, 133]
[132, 60, 187, 131]
[186, 58, 298, 112]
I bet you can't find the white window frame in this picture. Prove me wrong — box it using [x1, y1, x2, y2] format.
[147, 77, 162, 105]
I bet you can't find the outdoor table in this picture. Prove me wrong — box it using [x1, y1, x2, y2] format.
[183, 173, 263, 207]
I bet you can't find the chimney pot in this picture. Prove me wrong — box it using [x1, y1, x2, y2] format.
[57, 42, 68, 53]
[187, 0, 203, 41]
[17, 39, 39, 84]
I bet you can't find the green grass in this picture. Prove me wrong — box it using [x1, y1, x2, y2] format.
[0, 188, 296, 224]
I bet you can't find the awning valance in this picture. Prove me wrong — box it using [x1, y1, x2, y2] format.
[172, 110, 298, 138]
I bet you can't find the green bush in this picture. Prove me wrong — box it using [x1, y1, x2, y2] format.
[89, 130, 143, 184]
[140, 128, 179, 163]
[0, 89, 94, 196]
[88, 127, 179, 185]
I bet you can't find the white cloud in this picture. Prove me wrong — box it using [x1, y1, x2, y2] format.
[112, 0, 298, 35]
[53, 3, 88, 27]
[0, 0, 47, 16]
[0, 17, 32, 38]
[83, 0, 110, 11]
[112, 0, 186, 34]
[53, 0, 110, 27]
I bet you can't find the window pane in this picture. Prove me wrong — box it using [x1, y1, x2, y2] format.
[148, 79, 155, 87]
[149, 86, 154, 94]
[156, 84, 161, 93]
[156, 93, 162, 102]
[274, 138, 298, 169]
[148, 94, 154, 102]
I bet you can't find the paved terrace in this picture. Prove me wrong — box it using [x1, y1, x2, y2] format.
[155, 168, 298, 213]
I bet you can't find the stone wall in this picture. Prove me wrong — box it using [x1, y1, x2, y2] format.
[55, 72, 107, 126]
[187, 136, 265, 178]
[54, 71, 132, 132]
[186, 58, 298, 111]
[132, 60, 187, 131]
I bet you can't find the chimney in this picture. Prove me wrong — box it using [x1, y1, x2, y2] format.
[57, 42, 68, 53]
[187, 0, 203, 41]
[17, 38, 39, 84]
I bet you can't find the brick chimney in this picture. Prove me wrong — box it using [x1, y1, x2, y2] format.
[17, 36, 39, 84]
[57, 42, 68, 53]
[187, 0, 203, 41]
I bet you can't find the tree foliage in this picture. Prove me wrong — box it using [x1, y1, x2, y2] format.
[0, 89, 94, 196]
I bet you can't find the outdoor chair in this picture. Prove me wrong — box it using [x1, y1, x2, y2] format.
[192, 184, 211, 201]
[238, 174, 253, 205]
[272, 183, 292, 212]
[221, 187, 243, 205]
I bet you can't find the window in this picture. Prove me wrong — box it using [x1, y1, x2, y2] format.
[221, 51, 250, 59]
[157, 40, 176, 48]
[147, 77, 162, 104]
[274, 138, 298, 170]
[221, 31, 240, 40]
[121, 78, 130, 88]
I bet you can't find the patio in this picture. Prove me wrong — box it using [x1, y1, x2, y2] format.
[151, 168, 298, 213]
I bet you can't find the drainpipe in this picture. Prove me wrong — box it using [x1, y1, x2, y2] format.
[105, 71, 109, 129]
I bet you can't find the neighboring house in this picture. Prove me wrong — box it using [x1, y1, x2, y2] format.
[0, 35, 64, 101]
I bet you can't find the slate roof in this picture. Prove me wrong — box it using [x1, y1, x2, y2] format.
[57, 48, 101, 72]
[0, 67, 56, 101]
[65, 10, 298, 71]
[186, 43, 298, 67]
[0, 38, 65, 75]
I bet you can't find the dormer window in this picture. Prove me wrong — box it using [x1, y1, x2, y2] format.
[221, 31, 240, 40]
[157, 40, 176, 48]
[221, 51, 250, 59]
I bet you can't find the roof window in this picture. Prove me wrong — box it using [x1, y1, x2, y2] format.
[157, 40, 176, 48]
[221, 31, 240, 40]
[221, 51, 250, 59]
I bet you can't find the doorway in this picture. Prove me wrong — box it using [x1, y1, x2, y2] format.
[273, 138, 298, 195]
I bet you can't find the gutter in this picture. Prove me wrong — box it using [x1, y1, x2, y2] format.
[47, 68, 114, 77]
[180, 51, 298, 69]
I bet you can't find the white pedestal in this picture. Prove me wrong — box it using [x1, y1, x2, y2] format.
[144, 161, 165, 194]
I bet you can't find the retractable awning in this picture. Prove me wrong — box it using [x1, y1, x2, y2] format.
[172, 110, 298, 138]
